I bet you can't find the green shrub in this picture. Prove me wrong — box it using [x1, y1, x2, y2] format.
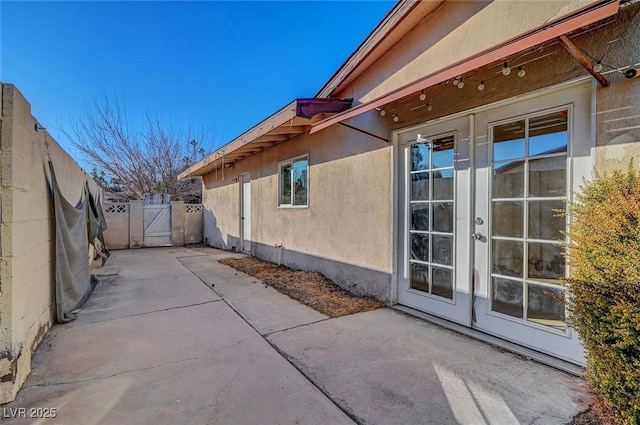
[564, 166, 640, 424]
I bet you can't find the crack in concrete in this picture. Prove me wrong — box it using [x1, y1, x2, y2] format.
[68, 300, 222, 326]
[528, 411, 564, 425]
[24, 338, 251, 389]
[175, 254, 211, 260]
[211, 356, 246, 417]
[180, 255, 363, 425]
[263, 318, 330, 337]
[268, 343, 364, 425]
[102, 274, 196, 284]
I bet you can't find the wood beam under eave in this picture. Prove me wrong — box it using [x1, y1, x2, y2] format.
[254, 135, 289, 143]
[290, 116, 314, 126]
[558, 35, 609, 87]
[267, 126, 308, 135]
[251, 141, 279, 148]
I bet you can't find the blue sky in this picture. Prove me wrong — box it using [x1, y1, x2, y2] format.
[1, 1, 394, 162]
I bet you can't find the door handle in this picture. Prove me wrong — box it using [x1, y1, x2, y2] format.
[472, 232, 483, 240]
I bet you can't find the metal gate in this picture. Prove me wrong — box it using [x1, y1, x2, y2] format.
[143, 204, 172, 247]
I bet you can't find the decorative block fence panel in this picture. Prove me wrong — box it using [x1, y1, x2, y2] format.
[104, 203, 130, 249]
[184, 204, 204, 244]
[185, 204, 203, 214]
[105, 203, 129, 214]
[104, 201, 203, 249]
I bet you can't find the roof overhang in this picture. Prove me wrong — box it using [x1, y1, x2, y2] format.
[179, 98, 351, 178]
[310, 0, 620, 135]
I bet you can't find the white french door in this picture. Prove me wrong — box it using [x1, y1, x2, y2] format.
[396, 80, 592, 365]
[397, 116, 472, 326]
[472, 81, 591, 364]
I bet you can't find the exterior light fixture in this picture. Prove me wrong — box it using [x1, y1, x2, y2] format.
[477, 81, 485, 91]
[419, 90, 426, 101]
[453, 77, 460, 86]
[593, 61, 603, 73]
[426, 103, 433, 111]
[393, 113, 399, 122]
[380, 108, 386, 116]
[502, 62, 511, 76]
[517, 66, 526, 77]
[457, 79, 464, 89]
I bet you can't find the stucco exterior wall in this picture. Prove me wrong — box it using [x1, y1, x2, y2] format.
[203, 114, 393, 300]
[0, 83, 97, 403]
[335, 1, 601, 103]
[592, 4, 640, 172]
[341, 1, 640, 173]
[594, 75, 640, 170]
[202, 176, 241, 250]
[200, 1, 639, 305]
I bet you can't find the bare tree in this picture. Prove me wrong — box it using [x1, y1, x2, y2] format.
[61, 95, 211, 202]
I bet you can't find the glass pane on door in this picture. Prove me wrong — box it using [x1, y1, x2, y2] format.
[408, 134, 455, 300]
[527, 283, 565, 330]
[490, 110, 568, 330]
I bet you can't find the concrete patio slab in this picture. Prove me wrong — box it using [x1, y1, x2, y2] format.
[4, 247, 591, 425]
[104, 248, 199, 280]
[267, 308, 591, 425]
[178, 254, 269, 294]
[226, 294, 328, 335]
[76, 250, 220, 324]
[2, 248, 354, 425]
[180, 254, 329, 335]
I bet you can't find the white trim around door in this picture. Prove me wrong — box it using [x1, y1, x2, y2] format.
[393, 79, 592, 365]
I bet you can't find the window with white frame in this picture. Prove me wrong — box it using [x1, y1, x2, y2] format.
[278, 155, 308, 207]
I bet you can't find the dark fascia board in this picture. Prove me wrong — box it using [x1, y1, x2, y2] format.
[296, 98, 353, 119]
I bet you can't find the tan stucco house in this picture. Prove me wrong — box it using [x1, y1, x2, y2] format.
[180, 0, 640, 367]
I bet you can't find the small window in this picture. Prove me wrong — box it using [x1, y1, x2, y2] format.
[278, 155, 308, 207]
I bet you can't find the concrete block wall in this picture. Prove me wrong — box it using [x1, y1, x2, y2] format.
[0, 83, 98, 403]
[171, 201, 185, 247]
[129, 200, 144, 249]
